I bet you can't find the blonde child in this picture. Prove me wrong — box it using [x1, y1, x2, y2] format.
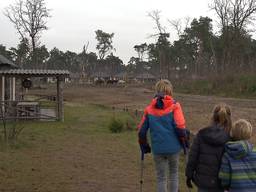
[219, 119, 256, 192]
[138, 79, 188, 192]
[186, 104, 231, 192]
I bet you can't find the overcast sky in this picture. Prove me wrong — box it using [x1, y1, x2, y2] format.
[0, 0, 215, 63]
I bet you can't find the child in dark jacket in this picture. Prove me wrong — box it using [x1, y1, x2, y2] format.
[219, 119, 256, 192]
[186, 104, 231, 192]
[138, 79, 188, 192]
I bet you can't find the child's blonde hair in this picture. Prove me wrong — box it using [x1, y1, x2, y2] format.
[212, 103, 232, 134]
[231, 119, 253, 140]
[155, 79, 173, 96]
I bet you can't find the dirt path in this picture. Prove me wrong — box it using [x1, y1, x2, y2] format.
[62, 85, 256, 132]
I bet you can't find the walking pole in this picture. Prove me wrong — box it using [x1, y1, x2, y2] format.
[184, 134, 192, 192]
[185, 152, 192, 192]
[140, 151, 144, 192]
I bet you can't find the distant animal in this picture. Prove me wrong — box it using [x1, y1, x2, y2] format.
[106, 79, 118, 84]
[95, 78, 105, 85]
[118, 80, 126, 84]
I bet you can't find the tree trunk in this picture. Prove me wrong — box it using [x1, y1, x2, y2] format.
[31, 36, 37, 67]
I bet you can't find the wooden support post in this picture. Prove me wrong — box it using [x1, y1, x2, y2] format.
[9, 77, 16, 101]
[1, 76, 5, 113]
[56, 77, 64, 121]
[12, 77, 16, 101]
[9, 78, 12, 101]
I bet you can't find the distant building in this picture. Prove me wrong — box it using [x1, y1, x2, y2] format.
[135, 72, 156, 82]
[0, 54, 69, 121]
[91, 71, 112, 81]
[0, 54, 19, 101]
[69, 72, 81, 83]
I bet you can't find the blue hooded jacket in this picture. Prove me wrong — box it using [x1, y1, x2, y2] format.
[219, 140, 256, 192]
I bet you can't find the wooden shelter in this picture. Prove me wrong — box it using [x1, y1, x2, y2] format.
[0, 54, 19, 106]
[0, 55, 69, 121]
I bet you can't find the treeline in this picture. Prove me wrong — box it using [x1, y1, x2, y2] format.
[2, 0, 256, 82]
[129, 0, 256, 79]
[0, 30, 125, 77]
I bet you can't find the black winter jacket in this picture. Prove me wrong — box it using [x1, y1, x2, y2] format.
[186, 125, 230, 190]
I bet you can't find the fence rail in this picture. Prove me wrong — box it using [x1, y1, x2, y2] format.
[0, 100, 56, 120]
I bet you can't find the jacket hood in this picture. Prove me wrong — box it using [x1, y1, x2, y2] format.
[225, 140, 253, 159]
[200, 125, 230, 146]
[151, 94, 174, 109]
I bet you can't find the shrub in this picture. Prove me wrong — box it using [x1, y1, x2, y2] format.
[108, 118, 123, 133]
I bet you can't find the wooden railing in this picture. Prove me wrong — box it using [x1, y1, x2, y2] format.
[0, 100, 57, 120]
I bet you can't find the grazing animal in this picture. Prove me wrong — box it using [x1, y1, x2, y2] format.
[118, 80, 126, 84]
[95, 78, 105, 85]
[106, 79, 118, 84]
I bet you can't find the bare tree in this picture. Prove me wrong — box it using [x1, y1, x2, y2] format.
[184, 16, 192, 29]
[211, 0, 256, 38]
[148, 10, 166, 35]
[211, 0, 231, 29]
[231, 0, 256, 30]
[148, 10, 171, 79]
[4, 0, 50, 66]
[212, 0, 256, 30]
[168, 19, 182, 37]
[79, 41, 89, 79]
[168, 17, 191, 37]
